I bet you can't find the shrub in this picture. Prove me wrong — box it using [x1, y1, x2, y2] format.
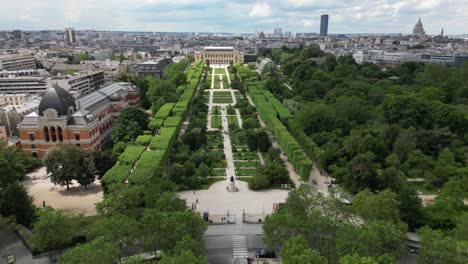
[118, 146, 146, 165]
[135, 135, 152, 146]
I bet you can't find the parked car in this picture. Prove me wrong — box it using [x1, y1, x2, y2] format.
[255, 249, 276, 258]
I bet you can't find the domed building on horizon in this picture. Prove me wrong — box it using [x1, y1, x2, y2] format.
[18, 82, 139, 158]
[412, 18, 426, 38]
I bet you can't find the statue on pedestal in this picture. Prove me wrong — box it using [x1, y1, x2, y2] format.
[227, 175, 237, 192]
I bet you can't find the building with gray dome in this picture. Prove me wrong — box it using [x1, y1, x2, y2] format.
[18, 82, 139, 158]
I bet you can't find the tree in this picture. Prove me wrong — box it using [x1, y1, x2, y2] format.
[197, 162, 211, 178]
[339, 254, 378, 264]
[92, 150, 116, 178]
[96, 185, 145, 217]
[352, 189, 400, 223]
[0, 182, 36, 228]
[397, 186, 424, 230]
[76, 151, 97, 188]
[158, 251, 203, 264]
[31, 208, 79, 255]
[145, 192, 187, 212]
[111, 107, 148, 143]
[58, 238, 119, 264]
[173, 235, 206, 258]
[418, 227, 464, 264]
[141, 210, 207, 252]
[452, 212, 468, 241]
[44, 147, 82, 189]
[256, 130, 270, 152]
[283, 236, 327, 264]
[92, 214, 140, 259]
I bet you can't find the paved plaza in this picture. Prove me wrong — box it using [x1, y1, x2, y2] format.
[21, 167, 103, 216]
[179, 180, 289, 220]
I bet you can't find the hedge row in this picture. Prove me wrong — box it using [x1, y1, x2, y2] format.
[128, 150, 166, 185]
[261, 90, 292, 122]
[118, 146, 146, 165]
[100, 163, 133, 192]
[150, 127, 177, 150]
[237, 65, 312, 181]
[154, 103, 175, 119]
[135, 135, 153, 146]
[148, 118, 165, 130]
[103, 61, 205, 190]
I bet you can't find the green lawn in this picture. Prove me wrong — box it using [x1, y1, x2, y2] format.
[214, 68, 226, 74]
[213, 91, 232, 97]
[223, 75, 229, 87]
[198, 177, 225, 190]
[227, 106, 236, 115]
[234, 161, 260, 167]
[212, 106, 221, 115]
[213, 97, 233, 104]
[211, 116, 222, 129]
[235, 168, 257, 176]
[212, 168, 226, 176]
[233, 154, 259, 160]
[213, 75, 220, 89]
[228, 116, 239, 129]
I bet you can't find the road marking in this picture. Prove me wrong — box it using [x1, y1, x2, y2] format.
[232, 235, 248, 258]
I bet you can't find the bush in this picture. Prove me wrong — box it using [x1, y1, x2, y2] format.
[248, 174, 270, 190]
[101, 163, 133, 192]
[118, 146, 146, 165]
[135, 135, 152, 146]
[129, 151, 165, 185]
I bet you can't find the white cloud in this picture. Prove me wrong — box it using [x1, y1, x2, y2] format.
[0, 0, 467, 34]
[249, 1, 272, 17]
[19, 14, 40, 22]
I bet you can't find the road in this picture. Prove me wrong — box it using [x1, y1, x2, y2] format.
[205, 233, 266, 264]
[0, 224, 33, 264]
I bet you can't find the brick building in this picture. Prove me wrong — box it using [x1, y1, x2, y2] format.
[18, 82, 139, 158]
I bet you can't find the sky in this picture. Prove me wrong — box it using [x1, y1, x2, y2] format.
[1, 0, 467, 34]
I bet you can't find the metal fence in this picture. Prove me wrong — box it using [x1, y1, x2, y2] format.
[243, 213, 266, 224]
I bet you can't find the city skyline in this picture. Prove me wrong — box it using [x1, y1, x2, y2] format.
[2, 0, 468, 34]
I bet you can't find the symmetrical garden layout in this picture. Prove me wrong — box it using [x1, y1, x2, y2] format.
[205, 66, 264, 183]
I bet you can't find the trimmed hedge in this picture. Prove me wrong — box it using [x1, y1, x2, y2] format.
[129, 150, 166, 185]
[237, 65, 312, 181]
[100, 163, 133, 192]
[150, 127, 177, 150]
[148, 118, 165, 130]
[154, 103, 175, 120]
[164, 116, 184, 129]
[103, 60, 205, 191]
[118, 146, 146, 165]
[135, 135, 153, 146]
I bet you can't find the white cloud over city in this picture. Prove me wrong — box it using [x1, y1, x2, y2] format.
[1, 0, 467, 34]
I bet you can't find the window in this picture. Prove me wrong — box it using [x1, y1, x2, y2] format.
[32, 152, 38, 158]
[76, 144, 80, 147]
[31, 144, 36, 149]
[75, 133, 80, 141]
[29, 133, 35, 141]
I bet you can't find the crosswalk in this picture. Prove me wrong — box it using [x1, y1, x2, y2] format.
[232, 235, 249, 259]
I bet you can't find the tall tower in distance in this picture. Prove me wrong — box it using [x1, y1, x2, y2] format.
[320, 14, 329, 37]
[64, 28, 76, 43]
